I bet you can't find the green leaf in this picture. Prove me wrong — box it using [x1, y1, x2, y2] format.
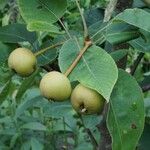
[0, 80, 13, 104]
[0, 24, 37, 44]
[41, 101, 76, 130]
[30, 138, 43, 150]
[88, 21, 108, 44]
[114, 9, 150, 33]
[129, 37, 150, 53]
[107, 69, 145, 150]
[10, 133, 21, 149]
[107, 31, 139, 45]
[82, 115, 102, 129]
[36, 41, 58, 66]
[0, 129, 16, 135]
[16, 69, 40, 102]
[89, 21, 139, 45]
[85, 8, 104, 27]
[21, 141, 31, 150]
[110, 49, 128, 62]
[27, 21, 62, 34]
[140, 75, 150, 89]
[15, 96, 42, 118]
[132, 0, 145, 8]
[58, 38, 118, 101]
[106, 21, 140, 44]
[144, 97, 150, 118]
[0, 42, 12, 63]
[0, 116, 12, 124]
[75, 129, 93, 150]
[21, 122, 47, 131]
[52, 119, 72, 132]
[0, 0, 8, 10]
[44, 101, 74, 118]
[0, 145, 9, 150]
[0, 65, 13, 86]
[17, 0, 67, 24]
[138, 123, 150, 150]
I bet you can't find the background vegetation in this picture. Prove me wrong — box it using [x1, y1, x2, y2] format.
[0, 0, 149, 150]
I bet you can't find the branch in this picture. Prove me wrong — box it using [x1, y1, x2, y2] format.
[75, 0, 88, 39]
[130, 53, 144, 75]
[104, 0, 118, 22]
[34, 42, 64, 57]
[64, 40, 92, 77]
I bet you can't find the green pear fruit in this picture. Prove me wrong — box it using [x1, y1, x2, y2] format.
[71, 84, 105, 115]
[143, 0, 150, 6]
[8, 48, 37, 76]
[40, 71, 72, 101]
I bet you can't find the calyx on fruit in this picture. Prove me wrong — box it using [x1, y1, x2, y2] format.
[8, 48, 37, 76]
[40, 71, 72, 101]
[71, 84, 105, 115]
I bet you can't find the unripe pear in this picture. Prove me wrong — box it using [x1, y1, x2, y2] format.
[143, 0, 150, 6]
[8, 48, 37, 76]
[71, 84, 105, 115]
[40, 71, 72, 101]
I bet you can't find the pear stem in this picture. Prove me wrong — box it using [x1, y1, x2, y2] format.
[64, 40, 92, 77]
[34, 42, 64, 57]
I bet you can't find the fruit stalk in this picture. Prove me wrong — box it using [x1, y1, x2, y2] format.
[34, 42, 64, 57]
[64, 40, 92, 77]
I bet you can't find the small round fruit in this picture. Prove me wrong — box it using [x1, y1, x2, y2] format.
[8, 48, 37, 76]
[39, 71, 72, 101]
[143, 0, 150, 6]
[71, 84, 105, 115]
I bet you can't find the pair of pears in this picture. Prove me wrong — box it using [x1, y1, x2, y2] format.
[8, 48, 105, 115]
[40, 71, 105, 114]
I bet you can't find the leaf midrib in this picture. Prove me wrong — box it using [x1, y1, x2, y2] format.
[0, 32, 27, 41]
[74, 38, 104, 95]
